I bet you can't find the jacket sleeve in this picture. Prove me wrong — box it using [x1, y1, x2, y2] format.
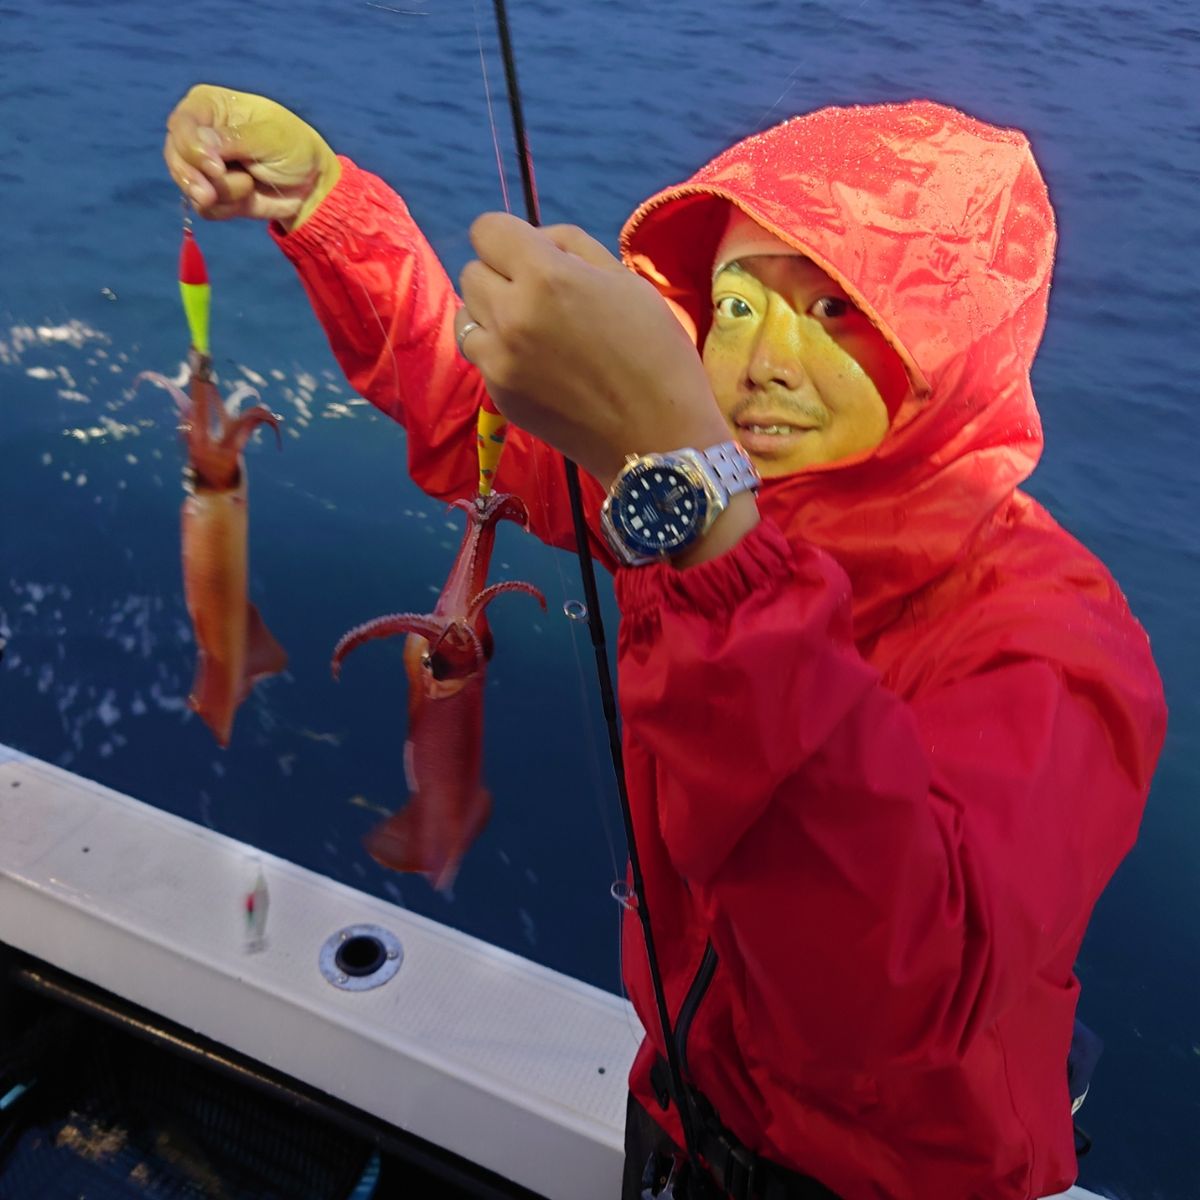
[271, 157, 605, 555]
[614, 519, 1166, 1070]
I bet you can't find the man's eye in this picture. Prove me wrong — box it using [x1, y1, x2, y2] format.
[810, 296, 851, 319]
[714, 296, 753, 319]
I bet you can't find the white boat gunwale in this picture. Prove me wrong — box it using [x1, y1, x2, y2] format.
[0, 743, 1109, 1200]
[0, 743, 638, 1200]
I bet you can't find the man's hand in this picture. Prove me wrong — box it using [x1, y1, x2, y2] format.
[164, 85, 341, 231]
[455, 214, 730, 490]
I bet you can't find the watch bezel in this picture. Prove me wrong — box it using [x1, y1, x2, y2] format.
[601, 451, 715, 565]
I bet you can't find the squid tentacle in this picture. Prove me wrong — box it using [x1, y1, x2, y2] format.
[331, 612, 443, 680]
[226, 405, 283, 454]
[223, 380, 262, 415]
[466, 580, 547, 626]
[450, 491, 530, 531]
[133, 369, 192, 418]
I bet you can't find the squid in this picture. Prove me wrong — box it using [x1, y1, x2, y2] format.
[137, 358, 287, 746]
[332, 492, 544, 892]
[136, 227, 286, 746]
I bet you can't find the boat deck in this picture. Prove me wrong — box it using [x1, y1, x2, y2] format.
[0, 743, 1107, 1199]
[0, 743, 637, 1199]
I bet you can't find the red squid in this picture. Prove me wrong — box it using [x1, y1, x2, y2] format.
[332, 492, 544, 892]
[138, 355, 287, 746]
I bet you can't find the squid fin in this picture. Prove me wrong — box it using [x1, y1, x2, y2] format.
[364, 787, 491, 894]
[189, 651, 236, 748]
[239, 603, 288, 701]
[363, 803, 438, 879]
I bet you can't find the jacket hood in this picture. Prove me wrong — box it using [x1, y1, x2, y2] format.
[619, 100, 1057, 635]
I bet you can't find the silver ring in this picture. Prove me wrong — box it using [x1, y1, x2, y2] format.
[456, 319, 482, 357]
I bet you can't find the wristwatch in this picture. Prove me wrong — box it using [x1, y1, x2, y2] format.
[599, 440, 761, 566]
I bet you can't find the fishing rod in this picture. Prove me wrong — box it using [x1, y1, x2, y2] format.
[487, 0, 703, 1172]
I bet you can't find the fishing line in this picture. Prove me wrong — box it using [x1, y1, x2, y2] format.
[561, 601, 624, 884]
[471, 0, 512, 214]
[612, 879, 649, 1050]
[350, 1, 623, 891]
[350, 277, 405, 401]
[464, 4, 623, 888]
[487, 0, 703, 1165]
[220, 91, 410, 402]
[754, 0, 873, 128]
[469, 4, 623, 887]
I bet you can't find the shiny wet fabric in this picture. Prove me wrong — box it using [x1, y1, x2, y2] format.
[273, 100, 1166, 1200]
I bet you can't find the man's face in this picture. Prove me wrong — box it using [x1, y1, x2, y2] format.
[702, 256, 909, 478]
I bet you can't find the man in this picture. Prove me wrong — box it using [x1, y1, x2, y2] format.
[165, 88, 1166, 1199]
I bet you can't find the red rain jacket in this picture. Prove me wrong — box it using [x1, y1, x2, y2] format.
[273, 100, 1166, 1200]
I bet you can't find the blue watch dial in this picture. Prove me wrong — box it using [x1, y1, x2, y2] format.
[611, 462, 709, 556]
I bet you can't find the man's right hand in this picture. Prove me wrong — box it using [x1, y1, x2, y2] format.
[164, 85, 341, 232]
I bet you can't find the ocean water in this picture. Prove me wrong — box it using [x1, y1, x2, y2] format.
[0, 1, 1197, 1195]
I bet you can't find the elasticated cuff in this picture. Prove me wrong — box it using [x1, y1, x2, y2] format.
[268, 156, 372, 262]
[614, 518, 794, 620]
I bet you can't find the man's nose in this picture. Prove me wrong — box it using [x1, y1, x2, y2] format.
[745, 316, 806, 391]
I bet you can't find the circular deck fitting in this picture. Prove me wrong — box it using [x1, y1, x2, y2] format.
[319, 924, 404, 991]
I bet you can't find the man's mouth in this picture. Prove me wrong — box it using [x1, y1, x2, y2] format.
[739, 422, 806, 437]
[733, 413, 820, 456]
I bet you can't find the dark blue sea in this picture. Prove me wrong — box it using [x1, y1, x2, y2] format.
[1, 1, 1196, 1195]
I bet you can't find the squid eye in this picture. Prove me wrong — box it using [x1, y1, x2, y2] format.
[424, 651, 451, 680]
[810, 296, 851, 319]
[714, 295, 753, 319]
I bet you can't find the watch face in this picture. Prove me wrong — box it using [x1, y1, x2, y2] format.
[611, 460, 709, 556]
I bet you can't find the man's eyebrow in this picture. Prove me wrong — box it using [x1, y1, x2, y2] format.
[713, 257, 814, 279]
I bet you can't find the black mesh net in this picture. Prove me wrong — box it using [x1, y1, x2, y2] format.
[0, 1007, 376, 1199]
